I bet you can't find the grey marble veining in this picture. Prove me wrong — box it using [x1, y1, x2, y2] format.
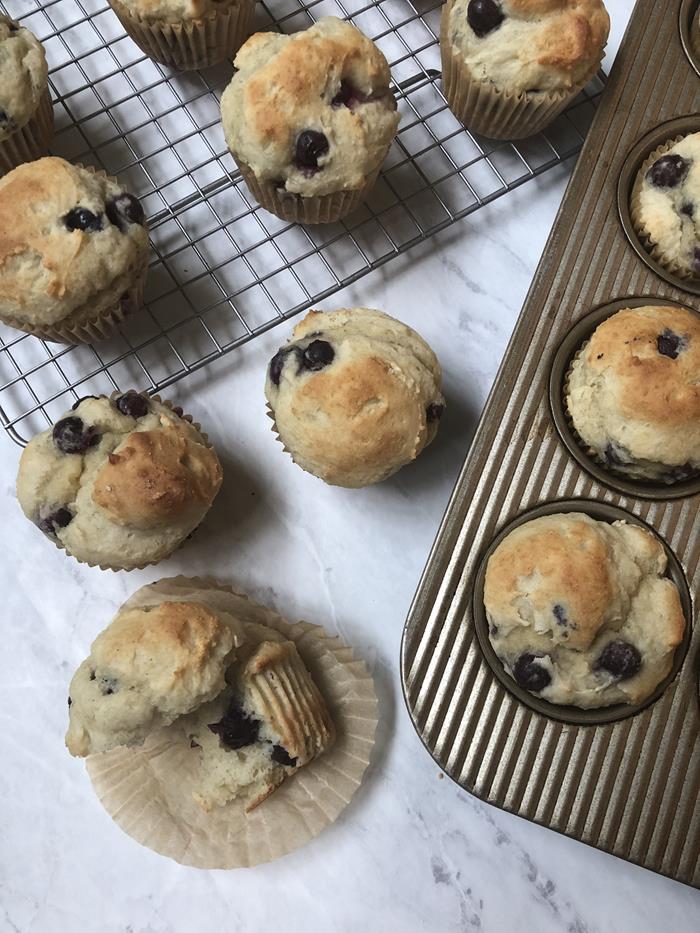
[2, 2, 700, 930]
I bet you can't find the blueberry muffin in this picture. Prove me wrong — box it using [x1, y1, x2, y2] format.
[631, 132, 700, 281]
[485, 513, 685, 709]
[108, 0, 254, 70]
[265, 307, 445, 487]
[566, 305, 700, 483]
[441, 0, 609, 139]
[0, 157, 149, 342]
[0, 15, 53, 175]
[220, 18, 400, 224]
[16, 393, 222, 570]
[67, 581, 335, 814]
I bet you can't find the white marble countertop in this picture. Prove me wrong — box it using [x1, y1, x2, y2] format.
[3, 2, 700, 930]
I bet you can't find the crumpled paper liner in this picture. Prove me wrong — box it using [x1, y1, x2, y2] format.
[0, 163, 149, 343]
[47, 394, 220, 572]
[108, 0, 255, 70]
[0, 86, 54, 177]
[439, 0, 601, 140]
[235, 158, 383, 225]
[630, 135, 695, 282]
[85, 576, 379, 868]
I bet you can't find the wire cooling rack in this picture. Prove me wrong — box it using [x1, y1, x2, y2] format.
[0, 0, 604, 446]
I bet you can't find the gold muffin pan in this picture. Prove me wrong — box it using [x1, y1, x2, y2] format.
[549, 296, 700, 500]
[472, 499, 693, 728]
[402, 0, 700, 888]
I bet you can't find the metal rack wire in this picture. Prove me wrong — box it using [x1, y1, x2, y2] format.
[0, 0, 604, 446]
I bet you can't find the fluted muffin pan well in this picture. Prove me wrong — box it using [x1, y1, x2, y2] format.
[617, 114, 700, 297]
[402, 0, 700, 889]
[679, 0, 700, 77]
[549, 296, 700, 500]
[472, 500, 693, 728]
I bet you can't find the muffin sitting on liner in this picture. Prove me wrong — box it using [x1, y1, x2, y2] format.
[0, 157, 149, 342]
[265, 307, 445, 487]
[0, 15, 53, 175]
[16, 393, 222, 570]
[441, 0, 610, 139]
[631, 131, 700, 281]
[566, 305, 700, 483]
[485, 513, 685, 709]
[108, 0, 255, 70]
[220, 17, 400, 224]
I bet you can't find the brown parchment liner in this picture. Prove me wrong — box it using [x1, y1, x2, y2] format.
[108, 0, 255, 70]
[235, 158, 384, 225]
[0, 86, 54, 177]
[0, 163, 149, 344]
[439, 0, 603, 140]
[630, 134, 697, 283]
[44, 393, 221, 572]
[86, 576, 379, 869]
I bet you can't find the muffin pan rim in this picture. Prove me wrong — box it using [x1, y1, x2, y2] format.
[616, 113, 700, 297]
[470, 498, 694, 728]
[548, 295, 700, 501]
[679, 0, 700, 78]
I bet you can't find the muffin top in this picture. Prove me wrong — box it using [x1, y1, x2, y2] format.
[66, 599, 238, 756]
[220, 18, 400, 197]
[0, 15, 48, 142]
[265, 307, 445, 487]
[446, 0, 610, 93]
[0, 157, 149, 329]
[16, 393, 222, 569]
[117, 0, 235, 22]
[485, 513, 685, 709]
[566, 305, 700, 481]
[633, 132, 700, 280]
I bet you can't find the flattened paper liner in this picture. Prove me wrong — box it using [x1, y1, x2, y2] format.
[51, 395, 220, 572]
[109, 0, 255, 70]
[235, 158, 383, 225]
[630, 135, 696, 282]
[0, 86, 54, 177]
[439, 0, 601, 140]
[86, 576, 378, 868]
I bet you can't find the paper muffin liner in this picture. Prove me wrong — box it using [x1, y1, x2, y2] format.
[45, 394, 220, 572]
[0, 86, 54, 177]
[630, 135, 695, 282]
[108, 0, 255, 70]
[235, 158, 383, 225]
[0, 163, 149, 343]
[85, 576, 379, 869]
[439, 0, 600, 140]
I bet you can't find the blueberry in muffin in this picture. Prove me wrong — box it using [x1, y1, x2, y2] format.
[0, 157, 149, 341]
[16, 393, 222, 570]
[484, 512, 685, 709]
[265, 307, 445, 487]
[566, 305, 700, 483]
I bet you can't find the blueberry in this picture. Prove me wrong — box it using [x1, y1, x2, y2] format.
[646, 154, 689, 189]
[63, 208, 102, 232]
[208, 697, 260, 749]
[666, 462, 698, 482]
[553, 604, 567, 626]
[512, 653, 551, 693]
[657, 329, 686, 359]
[302, 339, 334, 372]
[604, 442, 630, 467]
[693, 246, 700, 277]
[106, 193, 145, 231]
[38, 507, 73, 536]
[67, 696, 72, 707]
[681, 202, 695, 218]
[52, 416, 100, 454]
[115, 391, 149, 418]
[595, 641, 642, 679]
[426, 402, 444, 422]
[190, 738, 201, 749]
[0, 108, 15, 132]
[271, 744, 297, 767]
[89, 671, 96, 681]
[98, 676, 119, 696]
[71, 395, 100, 410]
[467, 0, 505, 37]
[331, 81, 367, 110]
[295, 130, 329, 173]
[269, 349, 289, 387]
